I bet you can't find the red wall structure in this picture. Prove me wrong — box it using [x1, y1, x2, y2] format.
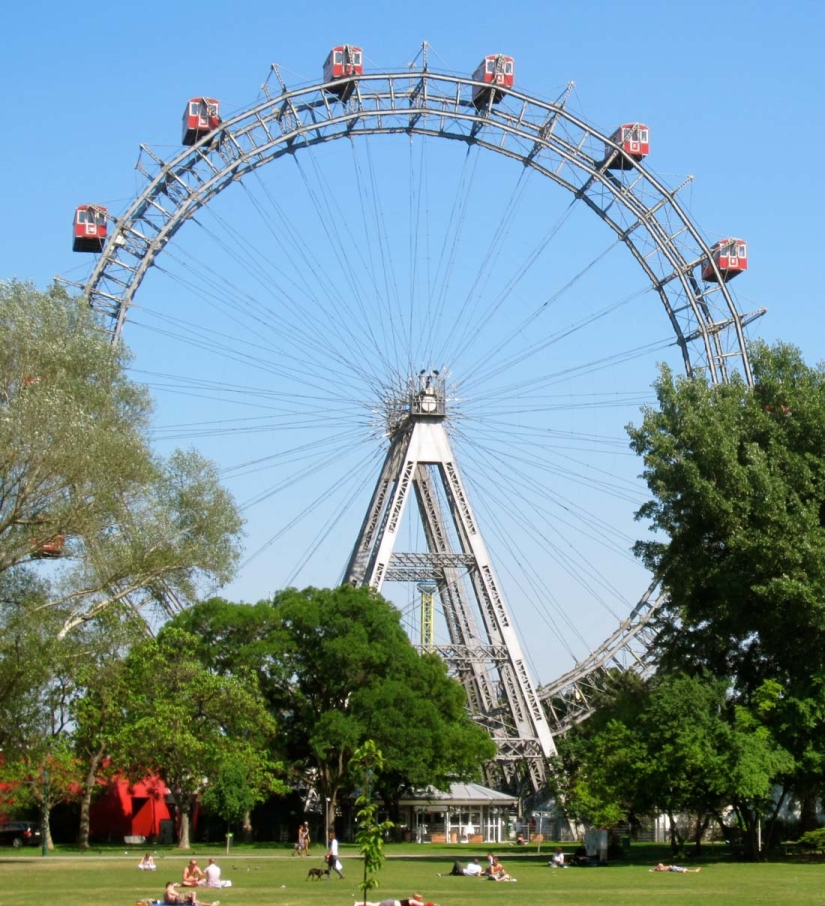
[89, 775, 174, 840]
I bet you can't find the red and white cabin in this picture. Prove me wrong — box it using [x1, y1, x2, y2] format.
[72, 205, 108, 253]
[323, 45, 363, 100]
[606, 123, 650, 169]
[32, 535, 66, 559]
[471, 54, 514, 108]
[182, 97, 221, 146]
[701, 238, 748, 282]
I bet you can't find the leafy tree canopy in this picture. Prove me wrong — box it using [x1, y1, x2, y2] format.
[629, 341, 825, 698]
[626, 340, 824, 837]
[111, 626, 281, 848]
[551, 672, 792, 857]
[0, 280, 244, 637]
[169, 586, 496, 813]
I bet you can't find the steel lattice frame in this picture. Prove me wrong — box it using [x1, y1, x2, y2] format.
[71, 64, 762, 745]
[538, 579, 665, 735]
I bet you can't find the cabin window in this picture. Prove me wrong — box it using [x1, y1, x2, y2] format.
[486, 59, 495, 73]
[207, 104, 217, 117]
[505, 61, 513, 74]
[353, 52, 362, 64]
[739, 244, 746, 257]
[640, 129, 648, 142]
[95, 211, 106, 226]
[334, 51, 343, 64]
[190, 102, 199, 116]
[77, 210, 87, 224]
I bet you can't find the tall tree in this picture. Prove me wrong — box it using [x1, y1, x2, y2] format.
[71, 608, 144, 849]
[0, 567, 56, 746]
[0, 280, 244, 636]
[551, 672, 792, 858]
[111, 626, 281, 848]
[171, 588, 496, 823]
[628, 341, 825, 834]
[0, 570, 82, 848]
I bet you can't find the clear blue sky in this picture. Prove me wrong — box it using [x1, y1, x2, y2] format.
[2, 0, 824, 684]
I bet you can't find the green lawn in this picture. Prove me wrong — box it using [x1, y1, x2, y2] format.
[0, 844, 822, 906]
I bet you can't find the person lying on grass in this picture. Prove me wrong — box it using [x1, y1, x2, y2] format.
[652, 863, 701, 873]
[352, 893, 431, 906]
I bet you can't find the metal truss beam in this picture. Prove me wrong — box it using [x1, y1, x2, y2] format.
[538, 580, 666, 735]
[344, 375, 553, 792]
[75, 69, 754, 388]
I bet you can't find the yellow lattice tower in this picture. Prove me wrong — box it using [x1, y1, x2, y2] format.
[417, 583, 437, 652]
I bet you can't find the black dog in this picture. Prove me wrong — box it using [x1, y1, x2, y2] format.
[307, 867, 330, 881]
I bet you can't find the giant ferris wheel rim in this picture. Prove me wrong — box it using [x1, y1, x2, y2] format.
[78, 66, 758, 387]
[70, 59, 762, 735]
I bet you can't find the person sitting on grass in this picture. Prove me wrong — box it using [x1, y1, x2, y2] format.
[652, 863, 701, 873]
[138, 852, 156, 870]
[181, 859, 205, 887]
[486, 855, 510, 881]
[201, 858, 231, 888]
[163, 880, 219, 906]
[550, 847, 566, 868]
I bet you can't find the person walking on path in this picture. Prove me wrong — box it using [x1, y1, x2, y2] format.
[326, 830, 344, 879]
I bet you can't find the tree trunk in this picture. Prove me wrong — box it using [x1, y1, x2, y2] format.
[178, 799, 192, 849]
[692, 813, 710, 855]
[799, 787, 820, 833]
[77, 743, 106, 849]
[765, 787, 788, 852]
[40, 797, 54, 852]
[666, 810, 683, 854]
[734, 801, 760, 862]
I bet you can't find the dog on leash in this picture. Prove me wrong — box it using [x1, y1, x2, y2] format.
[307, 866, 330, 881]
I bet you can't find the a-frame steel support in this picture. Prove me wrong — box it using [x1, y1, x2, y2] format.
[345, 374, 554, 792]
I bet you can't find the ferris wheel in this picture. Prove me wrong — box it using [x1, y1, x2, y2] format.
[63, 43, 764, 791]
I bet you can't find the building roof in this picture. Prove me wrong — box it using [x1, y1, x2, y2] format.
[398, 782, 518, 807]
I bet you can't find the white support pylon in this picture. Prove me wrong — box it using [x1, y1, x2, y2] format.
[345, 372, 555, 792]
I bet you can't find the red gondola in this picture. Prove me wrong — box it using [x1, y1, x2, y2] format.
[323, 45, 363, 100]
[182, 97, 221, 146]
[471, 54, 515, 109]
[32, 535, 66, 559]
[605, 123, 650, 170]
[701, 238, 748, 282]
[72, 205, 108, 253]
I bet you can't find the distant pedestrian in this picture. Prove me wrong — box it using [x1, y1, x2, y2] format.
[326, 830, 344, 879]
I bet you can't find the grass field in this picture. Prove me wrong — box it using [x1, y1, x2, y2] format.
[0, 843, 822, 906]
